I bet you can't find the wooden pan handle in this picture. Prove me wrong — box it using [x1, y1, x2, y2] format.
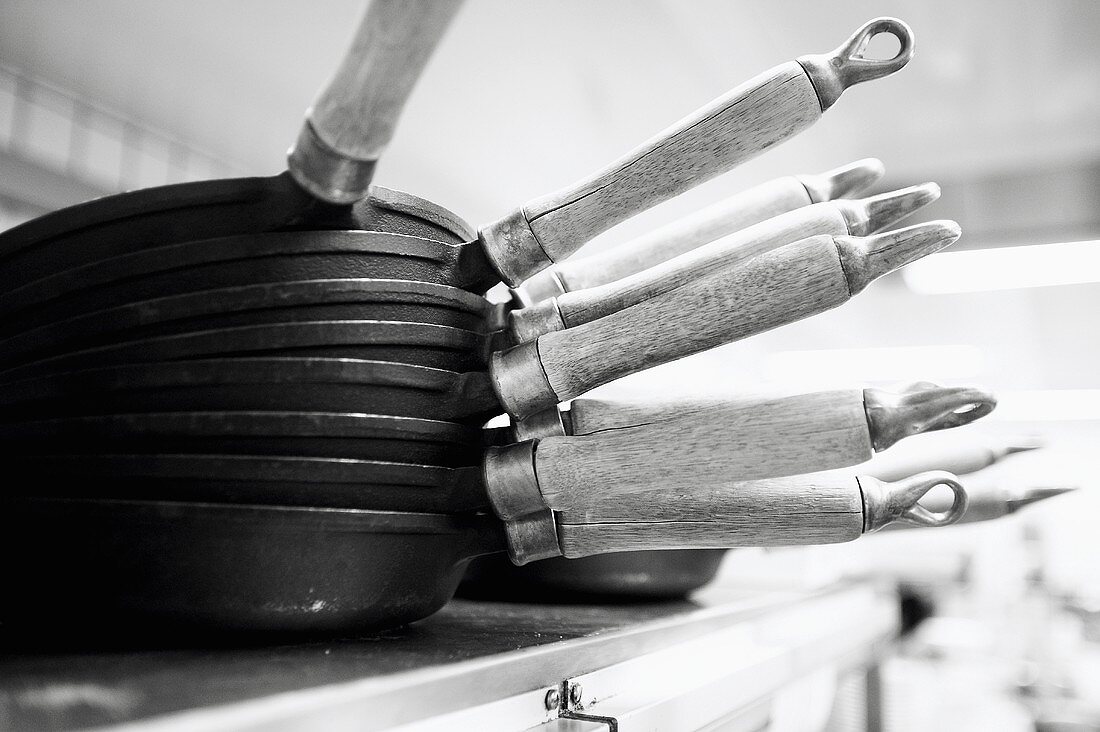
[507, 182, 940, 343]
[552, 471, 965, 557]
[537, 389, 989, 510]
[516, 158, 886, 302]
[512, 381, 993, 467]
[491, 222, 960, 418]
[485, 438, 968, 560]
[478, 18, 915, 286]
[563, 390, 873, 480]
[288, 0, 463, 204]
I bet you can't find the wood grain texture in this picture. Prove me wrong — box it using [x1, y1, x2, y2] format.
[553, 176, 813, 292]
[558, 520, 862, 556]
[522, 64, 820, 261]
[552, 472, 864, 556]
[562, 390, 873, 478]
[555, 203, 849, 327]
[310, 0, 463, 160]
[557, 472, 864, 557]
[537, 234, 850, 402]
[537, 432, 867, 521]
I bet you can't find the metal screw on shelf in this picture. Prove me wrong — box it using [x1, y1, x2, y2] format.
[544, 687, 561, 711]
[568, 682, 583, 706]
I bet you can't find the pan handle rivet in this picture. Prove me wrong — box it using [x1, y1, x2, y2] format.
[544, 688, 561, 711]
[569, 682, 584, 706]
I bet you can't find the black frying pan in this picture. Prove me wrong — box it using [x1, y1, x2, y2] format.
[7, 454, 487, 512]
[0, 358, 500, 423]
[1, 455, 951, 636]
[0, 411, 483, 466]
[0, 279, 496, 369]
[0, 1, 472, 291]
[0, 321, 490, 381]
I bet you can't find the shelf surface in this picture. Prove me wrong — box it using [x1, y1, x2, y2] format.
[0, 580, 893, 731]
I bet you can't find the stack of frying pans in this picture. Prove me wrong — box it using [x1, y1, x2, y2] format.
[0, 2, 990, 638]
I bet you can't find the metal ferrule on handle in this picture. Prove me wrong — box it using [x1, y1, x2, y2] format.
[286, 0, 463, 204]
[288, 122, 378, 205]
[483, 441, 561, 565]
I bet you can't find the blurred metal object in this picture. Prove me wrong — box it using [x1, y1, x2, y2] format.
[867, 435, 1043, 482]
[883, 483, 1076, 530]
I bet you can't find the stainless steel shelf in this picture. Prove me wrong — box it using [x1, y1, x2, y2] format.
[0, 580, 897, 731]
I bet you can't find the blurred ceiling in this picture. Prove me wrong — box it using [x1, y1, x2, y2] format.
[2, 0, 1099, 250]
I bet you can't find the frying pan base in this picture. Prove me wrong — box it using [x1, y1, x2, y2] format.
[0, 498, 486, 638]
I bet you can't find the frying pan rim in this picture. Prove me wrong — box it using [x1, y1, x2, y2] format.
[5, 494, 487, 534]
[0, 357, 476, 392]
[0, 229, 474, 316]
[1, 320, 489, 380]
[13, 452, 481, 485]
[0, 176, 474, 259]
[0, 410, 481, 441]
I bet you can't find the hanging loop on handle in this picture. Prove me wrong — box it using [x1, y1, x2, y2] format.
[862, 470, 969, 532]
[798, 17, 915, 110]
[832, 17, 915, 83]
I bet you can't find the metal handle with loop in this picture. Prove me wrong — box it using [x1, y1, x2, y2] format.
[862, 470, 969, 532]
[798, 17, 916, 110]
